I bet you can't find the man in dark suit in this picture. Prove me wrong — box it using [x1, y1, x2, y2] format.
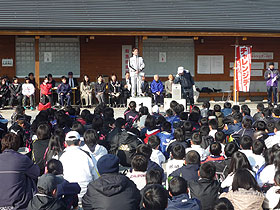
[67, 72, 79, 104]
[121, 72, 131, 106]
[140, 73, 150, 97]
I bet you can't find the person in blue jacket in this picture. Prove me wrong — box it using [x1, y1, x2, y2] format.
[57, 76, 72, 106]
[150, 74, 164, 106]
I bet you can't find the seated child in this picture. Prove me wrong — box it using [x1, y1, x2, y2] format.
[188, 162, 221, 210]
[148, 135, 166, 167]
[202, 142, 225, 163]
[167, 176, 200, 210]
[166, 144, 186, 177]
[157, 121, 174, 158]
[57, 76, 71, 107]
[142, 184, 168, 210]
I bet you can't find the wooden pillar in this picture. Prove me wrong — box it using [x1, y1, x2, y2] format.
[138, 36, 143, 56]
[35, 36, 40, 103]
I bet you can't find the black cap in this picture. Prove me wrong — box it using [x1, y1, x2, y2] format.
[269, 62, 274, 66]
[68, 72, 73, 75]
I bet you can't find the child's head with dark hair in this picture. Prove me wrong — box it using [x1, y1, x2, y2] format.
[256, 103, 264, 112]
[74, 106, 80, 116]
[267, 121, 275, 133]
[103, 107, 114, 119]
[232, 169, 261, 192]
[171, 144, 186, 160]
[139, 106, 149, 116]
[148, 135, 160, 149]
[65, 106, 76, 116]
[162, 121, 172, 133]
[199, 125, 210, 137]
[208, 119, 218, 130]
[145, 115, 157, 131]
[131, 154, 148, 172]
[146, 169, 163, 185]
[173, 104, 184, 116]
[92, 116, 103, 131]
[240, 135, 253, 150]
[228, 151, 252, 174]
[168, 176, 188, 196]
[115, 117, 126, 129]
[214, 104, 221, 112]
[36, 123, 51, 140]
[242, 118, 252, 129]
[71, 121, 85, 136]
[273, 108, 280, 117]
[252, 140, 265, 155]
[136, 144, 152, 159]
[166, 109, 174, 117]
[199, 162, 216, 180]
[183, 121, 193, 132]
[262, 108, 272, 118]
[191, 133, 202, 145]
[174, 128, 185, 142]
[254, 121, 266, 131]
[83, 129, 99, 148]
[232, 105, 240, 114]
[224, 102, 232, 109]
[47, 159, 63, 175]
[15, 105, 25, 115]
[128, 101, 136, 111]
[275, 120, 280, 132]
[233, 113, 242, 123]
[213, 198, 234, 210]
[199, 117, 208, 126]
[210, 142, 222, 156]
[202, 101, 210, 109]
[189, 112, 200, 123]
[215, 131, 226, 144]
[155, 115, 166, 128]
[179, 112, 189, 121]
[224, 142, 238, 158]
[185, 150, 200, 165]
[81, 109, 91, 120]
[241, 106, 251, 116]
[191, 106, 201, 115]
[142, 184, 168, 210]
[170, 100, 179, 110]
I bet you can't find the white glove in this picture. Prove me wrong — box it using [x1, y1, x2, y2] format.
[193, 85, 196, 92]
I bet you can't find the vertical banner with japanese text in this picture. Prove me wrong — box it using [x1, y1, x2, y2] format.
[235, 46, 252, 92]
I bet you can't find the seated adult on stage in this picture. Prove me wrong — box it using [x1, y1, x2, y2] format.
[121, 71, 131, 106]
[140, 73, 150, 96]
[40, 76, 53, 105]
[67, 71, 78, 104]
[80, 74, 93, 107]
[108, 74, 121, 107]
[0, 77, 9, 109]
[57, 76, 72, 107]
[165, 74, 174, 98]
[151, 74, 164, 106]
[94, 75, 106, 104]
[9, 77, 23, 107]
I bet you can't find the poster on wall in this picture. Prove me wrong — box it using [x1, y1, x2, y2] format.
[252, 52, 273, 60]
[197, 55, 223, 74]
[44, 52, 52, 63]
[159, 52, 166, 63]
[122, 45, 132, 78]
[2, 58, 13, 67]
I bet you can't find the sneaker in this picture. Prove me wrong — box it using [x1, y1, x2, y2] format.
[24, 106, 27, 110]
[30, 107, 35, 111]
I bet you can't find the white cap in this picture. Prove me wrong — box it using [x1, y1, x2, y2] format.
[177, 66, 184, 74]
[152, 105, 159, 113]
[65, 131, 80, 141]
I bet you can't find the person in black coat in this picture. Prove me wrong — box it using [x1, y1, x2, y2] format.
[57, 76, 72, 106]
[0, 77, 9, 109]
[67, 71, 79, 104]
[9, 76, 23, 107]
[94, 75, 106, 104]
[0, 133, 40, 209]
[108, 74, 122, 107]
[121, 71, 131, 106]
[140, 74, 150, 96]
[82, 154, 141, 210]
[188, 162, 221, 210]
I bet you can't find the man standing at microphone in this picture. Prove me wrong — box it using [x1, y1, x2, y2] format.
[264, 62, 279, 106]
[128, 48, 145, 97]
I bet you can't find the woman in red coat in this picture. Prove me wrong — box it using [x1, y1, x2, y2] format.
[40, 76, 53, 105]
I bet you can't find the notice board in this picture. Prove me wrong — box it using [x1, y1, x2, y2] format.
[197, 55, 224, 74]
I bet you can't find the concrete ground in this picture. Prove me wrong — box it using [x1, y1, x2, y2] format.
[0, 100, 263, 126]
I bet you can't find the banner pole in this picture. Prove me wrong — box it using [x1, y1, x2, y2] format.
[234, 45, 237, 103]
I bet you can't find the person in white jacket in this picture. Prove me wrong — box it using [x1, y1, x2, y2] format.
[22, 77, 35, 110]
[59, 131, 99, 201]
[128, 48, 145, 97]
[263, 171, 280, 210]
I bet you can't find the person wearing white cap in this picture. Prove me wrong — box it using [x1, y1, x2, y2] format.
[128, 48, 145, 97]
[59, 131, 99, 201]
[174, 66, 195, 108]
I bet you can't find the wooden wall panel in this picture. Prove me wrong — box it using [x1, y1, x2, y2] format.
[80, 36, 135, 82]
[0, 36, 15, 79]
[194, 37, 280, 81]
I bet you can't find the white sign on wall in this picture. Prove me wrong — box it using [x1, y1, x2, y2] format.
[159, 52, 166, 63]
[252, 52, 273, 60]
[198, 55, 224, 74]
[2, 58, 13, 67]
[122, 45, 132, 78]
[44, 52, 52, 63]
